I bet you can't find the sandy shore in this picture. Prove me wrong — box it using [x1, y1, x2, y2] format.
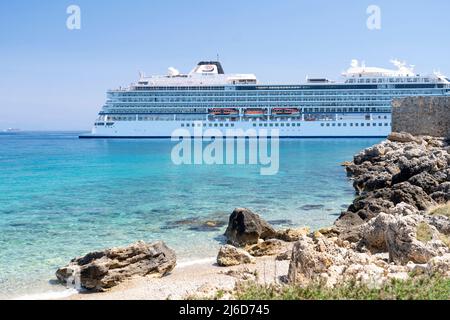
[65, 254, 290, 300]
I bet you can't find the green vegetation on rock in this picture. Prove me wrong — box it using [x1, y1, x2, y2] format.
[416, 222, 433, 243]
[429, 203, 450, 218]
[234, 276, 450, 300]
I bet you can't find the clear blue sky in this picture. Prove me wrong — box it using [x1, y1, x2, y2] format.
[1, 0, 449, 130]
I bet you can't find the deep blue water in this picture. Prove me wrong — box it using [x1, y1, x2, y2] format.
[0, 132, 381, 298]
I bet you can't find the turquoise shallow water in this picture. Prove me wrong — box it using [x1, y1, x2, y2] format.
[0, 132, 381, 298]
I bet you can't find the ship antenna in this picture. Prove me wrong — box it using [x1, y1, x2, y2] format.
[217, 53, 220, 62]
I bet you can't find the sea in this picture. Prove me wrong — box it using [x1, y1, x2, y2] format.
[0, 131, 382, 299]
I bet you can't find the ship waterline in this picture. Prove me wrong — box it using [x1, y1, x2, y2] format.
[81, 60, 450, 138]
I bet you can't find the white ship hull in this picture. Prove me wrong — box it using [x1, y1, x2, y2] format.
[81, 118, 391, 138]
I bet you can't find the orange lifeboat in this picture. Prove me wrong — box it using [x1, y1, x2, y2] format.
[209, 108, 239, 116]
[272, 108, 300, 116]
[244, 109, 265, 117]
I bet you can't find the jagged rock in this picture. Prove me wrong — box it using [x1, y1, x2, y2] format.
[389, 202, 419, 216]
[217, 245, 256, 266]
[287, 235, 405, 287]
[424, 136, 446, 148]
[347, 197, 394, 220]
[430, 191, 450, 203]
[427, 254, 450, 276]
[357, 202, 425, 253]
[353, 182, 435, 212]
[341, 161, 353, 167]
[224, 208, 277, 246]
[388, 182, 436, 210]
[394, 156, 445, 183]
[288, 236, 338, 284]
[385, 215, 448, 264]
[404, 145, 428, 159]
[358, 213, 395, 253]
[353, 171, 392, 192]
[425, 214, 450, 235]
[432, 169, 450, 183]
[247, 239, 285, 257]
[435, 182, 450, 194]
[334, 212, 365, 242]
[335, 211, 365, 228]
[354, 144, 386, 164]
[276, 227, 310, 242]
[388, 132, 422, 144]
[345, 162, 371, 177]
[318, 226, 340, 236]
[56, 241, 176, 291]
[408, 172, 440, 194]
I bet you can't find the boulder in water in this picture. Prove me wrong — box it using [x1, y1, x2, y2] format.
[224, 208, 277, 247]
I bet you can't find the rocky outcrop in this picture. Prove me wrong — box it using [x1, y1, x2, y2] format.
[356, 206, 449, 264]
[340, 134, 449, 230]
[288, 133, 450, 287]
[224, 208, 277, 246]
[287, 235, 401, 287]
[56, 241, 176, 291]
[217, 245, 256, 266]
[288, 232, 449, 288]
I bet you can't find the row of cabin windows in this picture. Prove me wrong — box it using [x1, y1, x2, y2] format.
[105, 114, 389, 121]
[179, 122, 390, 129]
[180, 123, 302, 128]
[253, 123, 301, 127]
[181, 123, 236, 128]
[320, 123, 390, 127]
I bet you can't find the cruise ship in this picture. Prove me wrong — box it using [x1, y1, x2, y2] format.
[80, 60, 450, 138]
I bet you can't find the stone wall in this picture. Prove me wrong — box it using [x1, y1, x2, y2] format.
[392, 96, 450, 138]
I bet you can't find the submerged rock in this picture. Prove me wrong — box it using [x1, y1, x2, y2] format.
[188, 220, 228, 232]
[300, 204, 325, 211]
[267, 219, 294, 226]
[217, 245, 256, 266]
[224, 208, 277, 247]
[56, 241, 176, 291]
